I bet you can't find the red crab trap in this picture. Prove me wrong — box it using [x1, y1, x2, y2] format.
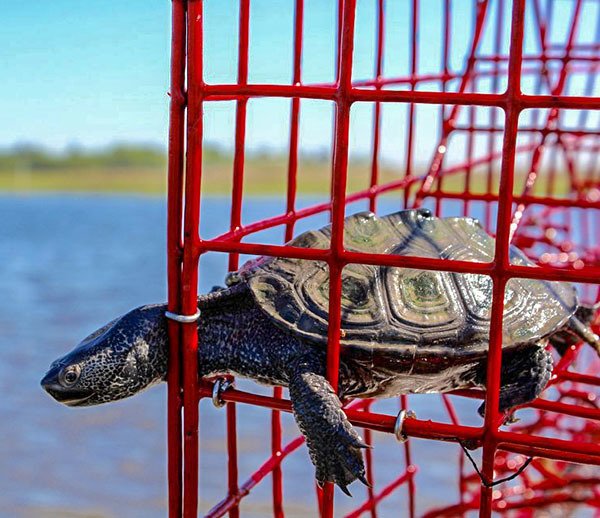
[164, 0, 600, 516]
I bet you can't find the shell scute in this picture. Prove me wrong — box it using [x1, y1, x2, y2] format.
[386, 268, 462, 335]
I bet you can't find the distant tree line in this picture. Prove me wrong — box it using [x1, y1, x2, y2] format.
[0, 143, 336, 173]
[0, 144, 168, 171]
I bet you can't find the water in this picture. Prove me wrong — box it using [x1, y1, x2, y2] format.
[0, 194, 589, 517]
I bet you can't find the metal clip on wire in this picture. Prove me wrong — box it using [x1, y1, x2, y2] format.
[165, 309, 201, 323]
[212, 378, 234, 408]
[394, 409, 417, 443]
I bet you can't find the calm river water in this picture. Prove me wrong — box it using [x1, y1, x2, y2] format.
[0, 194, 589, 517]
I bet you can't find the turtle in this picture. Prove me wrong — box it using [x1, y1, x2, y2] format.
[41, 209, 600, 494]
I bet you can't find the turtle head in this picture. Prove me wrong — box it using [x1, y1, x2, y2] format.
[41, 304, 169, 407]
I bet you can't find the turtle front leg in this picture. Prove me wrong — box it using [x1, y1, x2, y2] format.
[287, 352, 369, 495]
[477, 345, 553, 418]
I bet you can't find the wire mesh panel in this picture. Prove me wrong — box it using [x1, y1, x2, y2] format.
[166, 0, 600, 516]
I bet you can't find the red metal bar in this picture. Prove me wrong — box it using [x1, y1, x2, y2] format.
[424, 190, 600, 210]
[442, 394, 467, 506]
[166, 2, 187, 516]
[363, 424, 376, 518]
[205, 436, 305, 518]
[181, 1, 204, 516]
[453, 125, 600, 137]
[329, 0, 344, 204]
[199, 82, 600, 110]
[415, 0, 491, 207]
[474, 52, 600, 63]
[368, 0, 384, 213]
[401, 394, 416, 518]
[479, 0, 527, 515]
[344, 471, 414, 518]
[285, 0, 304, 239]
[220, 3, 253, 516]
[268, 2, 306, 515]
[509, 0, 585, 241]
[500, 493, 599, 511]
[228, 0, 250, 272]
[166, 1, 600, 516]
[496, 431, 600, 463]
[439, 0, 451, 217]
[197, 237, 600, 284]
[197, 383, 483, 443]
[349, 61, 600, 90]
[225, 405, 239, 518]
[560, 372, 600, 387]
[194, 381, 600, 469]
[204, 399, 378, 516]
[462, 94, 475, 217]
[529, 399, 600, 421]
[321, 1, 357, 514]
[403, 0, 419, 208]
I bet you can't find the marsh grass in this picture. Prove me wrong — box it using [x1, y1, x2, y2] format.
[0, 148, 571, 197]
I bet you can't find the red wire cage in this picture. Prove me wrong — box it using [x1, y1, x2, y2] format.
[164, 0, 600, 516]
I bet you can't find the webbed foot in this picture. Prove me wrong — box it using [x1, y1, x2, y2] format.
[288, 353, 369, 494]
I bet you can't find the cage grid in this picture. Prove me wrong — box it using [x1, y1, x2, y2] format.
[165, 0, 599, 516]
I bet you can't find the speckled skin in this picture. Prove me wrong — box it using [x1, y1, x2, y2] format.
[41, 304, 169, 406]
[42, 280, 573, 494]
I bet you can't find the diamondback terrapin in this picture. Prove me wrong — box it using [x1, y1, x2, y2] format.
[42, 209, 600, 494]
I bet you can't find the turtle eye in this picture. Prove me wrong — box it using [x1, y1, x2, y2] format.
[59, 365, 81, 387]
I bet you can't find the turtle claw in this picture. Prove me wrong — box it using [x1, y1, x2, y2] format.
[346, 434, 371, 449]
[310, 426, 367, 495]
[358, 473, 372, 488]
[339, 484, 352, 497]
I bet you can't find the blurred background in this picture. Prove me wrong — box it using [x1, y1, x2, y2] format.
[4, 0, 598, 196]
[2, 1, 599, 517]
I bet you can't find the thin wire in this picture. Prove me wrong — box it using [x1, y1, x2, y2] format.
[457, 439, 533, 488]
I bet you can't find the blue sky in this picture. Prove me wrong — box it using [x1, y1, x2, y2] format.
[2, 2, 171, 150]
[2, 0, 597, 166]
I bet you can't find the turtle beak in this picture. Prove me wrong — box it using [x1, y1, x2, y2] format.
[40, 368, 93, 407]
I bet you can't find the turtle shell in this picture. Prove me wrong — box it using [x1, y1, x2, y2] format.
[238, 209, 577, 361]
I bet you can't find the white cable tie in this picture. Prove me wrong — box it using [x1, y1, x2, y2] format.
[165, 309, 201, 323]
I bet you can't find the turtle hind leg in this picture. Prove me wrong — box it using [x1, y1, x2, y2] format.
[565, 315, 600, 357]
[287, 351, 369, 495]
[549, 303, 600, 357]
[477, 345, 553, 418]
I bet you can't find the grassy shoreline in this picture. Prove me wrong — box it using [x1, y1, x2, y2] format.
[0, 168, 167, 195]
[0, 144, 572, 197]
[0, 161, 405, 196]
[0, 163, 569, 197]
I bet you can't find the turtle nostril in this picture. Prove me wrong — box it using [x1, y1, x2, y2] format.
[40, 370, 55, 389]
